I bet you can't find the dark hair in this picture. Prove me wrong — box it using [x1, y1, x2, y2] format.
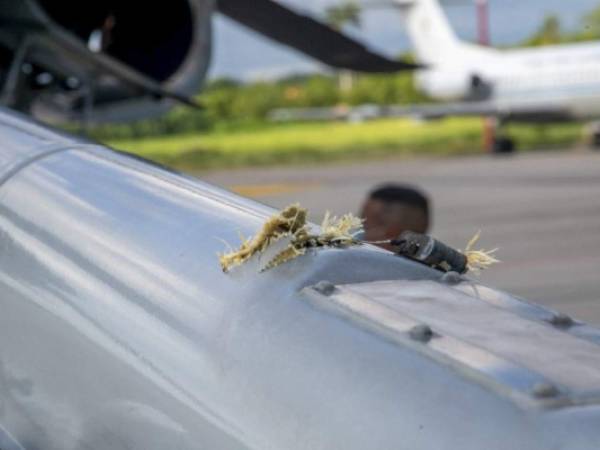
[369, 184, 429, 217]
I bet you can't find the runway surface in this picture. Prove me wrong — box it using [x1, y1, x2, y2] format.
[197, 150, 600, 325]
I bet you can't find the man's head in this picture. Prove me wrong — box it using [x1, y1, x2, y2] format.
[360, 184, 430, 250]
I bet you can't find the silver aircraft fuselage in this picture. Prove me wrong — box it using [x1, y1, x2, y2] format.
[400, 0, 600, 121]
[2, 107, 600, 449]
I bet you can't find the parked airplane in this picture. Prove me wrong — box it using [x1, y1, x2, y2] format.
[272, 0, 600, 152]
[398, 0, 600, 151]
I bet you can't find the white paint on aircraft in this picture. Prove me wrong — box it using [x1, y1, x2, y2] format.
[397, 0, 600, 120]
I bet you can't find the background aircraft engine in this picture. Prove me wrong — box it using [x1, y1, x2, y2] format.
[0, 0, 213, 122]
[416, 69, 492, 101]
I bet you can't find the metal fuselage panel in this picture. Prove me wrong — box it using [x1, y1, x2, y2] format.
[0, 108, 79, 182]
[0, 145, 440, 450]
[1, 109, 600, 449]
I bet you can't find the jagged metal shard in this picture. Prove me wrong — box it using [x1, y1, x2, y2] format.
[1, 108, 600, 449]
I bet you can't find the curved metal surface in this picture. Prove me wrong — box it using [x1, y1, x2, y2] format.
[0, 145, 436, 449]
[306, 280, 600, 409]
[1, 109, 600, 449]
[0, 106, 98, 185]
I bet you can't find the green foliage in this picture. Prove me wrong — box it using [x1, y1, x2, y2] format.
[302, 75, 340, 106]
[324, 1, 361, 30]
[206, 81, 282, 121]
[83, 106, 210, 141]
[84, 72, 429, 141]
[522, 14, 562, 46]
[109, 118, 583, 171]
[342, 73, 427, 105]
[522, 4, 600, 46]
[571, 4, 600, 41]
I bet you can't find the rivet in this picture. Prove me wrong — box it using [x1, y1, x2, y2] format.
[409, 324, 434, 343]
[531, 382, 560, 399]
[548, 313, 574, 328]
[313, 280, 336, 296]
[441, 271, 463, 285]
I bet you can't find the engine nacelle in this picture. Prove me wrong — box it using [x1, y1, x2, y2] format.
[416, 69, 492, 101]
[0, 0, 213, 123]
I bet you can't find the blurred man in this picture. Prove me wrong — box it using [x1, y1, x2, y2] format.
[360, 184, 430, 251]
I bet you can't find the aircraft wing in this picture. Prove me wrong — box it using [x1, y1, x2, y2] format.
[215, 0, 420, 72]
[269, 99, 572, 122]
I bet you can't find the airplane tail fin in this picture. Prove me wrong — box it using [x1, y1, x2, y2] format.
[395, 0, 465, 65]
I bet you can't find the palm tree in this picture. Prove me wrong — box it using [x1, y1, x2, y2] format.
[524, 15, 562, 46]
[324, 1, 362, 92]
[325, 1, 361, 31]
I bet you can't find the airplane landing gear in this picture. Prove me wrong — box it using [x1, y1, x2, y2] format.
[584, 122, 600, 149]
[489, 117, 516, 154]
[492, 135, 516, 154]
[593, 132, 600, 149]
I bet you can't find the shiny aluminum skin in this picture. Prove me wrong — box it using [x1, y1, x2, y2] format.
[1, 107, 600, 449]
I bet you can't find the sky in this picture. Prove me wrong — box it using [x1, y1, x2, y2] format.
[208, 0, 600, 80]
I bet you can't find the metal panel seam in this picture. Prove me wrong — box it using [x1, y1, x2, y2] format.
[0, 143, 103, 188]
[75, 146, 273, 222]
[449, 282, 600, 348]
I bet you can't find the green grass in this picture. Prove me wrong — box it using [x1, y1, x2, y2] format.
[107, 118, 584, 171]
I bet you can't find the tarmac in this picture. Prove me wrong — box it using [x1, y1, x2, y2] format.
[198, 150, 600, 325]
